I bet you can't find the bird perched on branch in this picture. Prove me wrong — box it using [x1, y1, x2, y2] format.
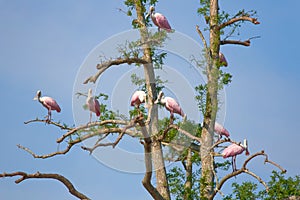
[214, 122, 230, 140]
[33, 90, 61, 123]
[146, 6, 173, 32]
[130, 90, 147, 108]
[219, 52, 228, 67]
[155, 91, 186, 122]
[222, 139, 249, 171]
[86, 88, 100, 123]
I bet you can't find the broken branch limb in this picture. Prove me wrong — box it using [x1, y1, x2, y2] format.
[83, 57, 148, 84]
[0, 171, 90, 200]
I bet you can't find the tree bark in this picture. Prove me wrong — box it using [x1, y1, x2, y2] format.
[134, 1, 171, 199]
[200, 0, 220, 199]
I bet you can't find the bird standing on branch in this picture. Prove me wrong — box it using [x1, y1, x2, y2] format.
[86, 88, 100, 123]
[146, 6, 173, 32]
[33, 90, 61, 123]
[214, 122, 230, 140]
[155, 91, 186, 122]
[222, 139, 250, 171]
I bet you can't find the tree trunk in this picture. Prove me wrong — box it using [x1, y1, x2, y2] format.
[135, 1, 171, 199]
[200, 0, 220, 199]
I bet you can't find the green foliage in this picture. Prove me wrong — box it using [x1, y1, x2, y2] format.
[195, 84, 207, 116]
[223, 182, 260, 200]
[224, 171, 300, 200]
[259, 171, 300, 200]
[168, 166, 201, 200]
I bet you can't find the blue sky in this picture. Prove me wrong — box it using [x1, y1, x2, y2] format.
[1, 0, 299, 199]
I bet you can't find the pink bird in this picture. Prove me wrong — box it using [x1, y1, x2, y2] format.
[222, 139, 249, 171]
[130, 90, 147, 108]
[155, 91, 186, 120]
[146, 6, 172, 32]
[219, 52, 228, 67]
[214, 122, 230, 140]
[86, 89, 100, 123]
[33, 90, 61, 123]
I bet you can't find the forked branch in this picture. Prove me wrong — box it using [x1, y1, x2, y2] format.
[83, 57, 148, 84]
[211, 150, 287, 199]
[0, 171, 90, 200]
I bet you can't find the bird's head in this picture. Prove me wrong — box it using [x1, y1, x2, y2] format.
[154, 91, 164, 104]
[33, 90, 42, 100]
[242, 139, 250, 156]
[146, 6, 155, 18]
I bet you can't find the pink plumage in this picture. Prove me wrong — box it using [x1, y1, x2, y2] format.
[148, 6, 172, 32]
[222, 143, 245, 158]
[214, 122, 230, 138]
[155, 91, 186, 119]
[39, 96, 61, 113]
[219, 52, 228, 67]
[33, 90, 61, 122]
[130, 91, 146, 107]
[222, 140, 249, 171]
[86, 89, 101, 122]
[164, 97, 185, 117]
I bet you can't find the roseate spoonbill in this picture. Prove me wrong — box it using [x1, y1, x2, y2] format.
[219, 52, 228, 67]
[86, 89, 100, 123]
[154, 91, 186, 121]
[130, 90, 147, 108]
[222, 139, 250, 171]
[33, 90, 61, 123]
[146, 6, 172, 32]
[214, 122, 230, 140]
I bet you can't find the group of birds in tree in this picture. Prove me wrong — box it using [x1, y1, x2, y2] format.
[32, 6, 247, 171]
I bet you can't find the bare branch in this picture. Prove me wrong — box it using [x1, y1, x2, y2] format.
[0, 171, 90, 200]
[221, 39, 250, 46]
[196, 25, 209, 52]
[219, 16, 260, 30]
[221, 36, 260, 47]
[83, 57, 148, 84]
[24, 118, 72, 131]
[211, 150, 287, 199]
[168, 124, 201, 143]
[18, 127, 137, 159]
[57, 120, 129, 143]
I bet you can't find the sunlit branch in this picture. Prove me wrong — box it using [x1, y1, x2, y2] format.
[83, 57, 148, 84]
[57, 120, 129, 143]
[0, 171, 90, 200]
[24, 118, 72, 131]
[18, 127, 137, 159]
[219, 16, 260, 30]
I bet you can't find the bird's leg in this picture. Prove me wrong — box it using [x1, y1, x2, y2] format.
[169, 113, 174, 124]
[46, 110, 51, 124]
[89, 112, 92, 124]
[232, 156, 237, 172]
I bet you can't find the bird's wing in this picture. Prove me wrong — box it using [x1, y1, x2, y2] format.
[41, 97, 61, 112]
[94, 98, 101, 117]
[155, 13, 172, 31]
